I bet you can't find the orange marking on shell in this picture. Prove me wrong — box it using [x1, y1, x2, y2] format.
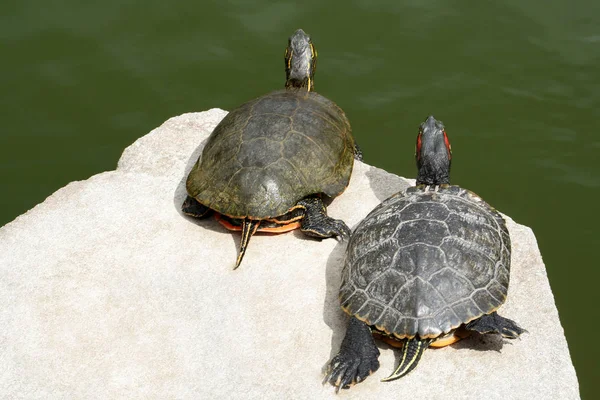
[429, 335, 461, 348]
[214, 213, 241, 231]
[372, 327, 472, 348]
[257, 222, 301, 233]
[430, 328, 471, 348]
[214, 214, 301, 233]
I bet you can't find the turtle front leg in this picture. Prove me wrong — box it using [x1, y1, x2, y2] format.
[296, 196, 351, 239]
[181, 196, 211, 218]
[325, 317, 380, 391]
[465, 311, 526, 339]
[353, 143, 363, 161]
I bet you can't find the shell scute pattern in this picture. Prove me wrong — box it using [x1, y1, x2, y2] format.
[366, 269, 408, 301]
[252, 91, 299, 115]
[440, 238, 496, 288]
[242, 113, 291, 142]
[187, 90, 354, 219]
[472, 288, 501, 313]
[340, 185, 511, 338]
[395, 220, 449, 248]
[428, 267, 476, 304]
[389, 278, 447, 318]
[355, 240, 399, 286]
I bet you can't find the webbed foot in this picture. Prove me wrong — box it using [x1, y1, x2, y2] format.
[466, 312, 526, 339]
[297, 197, 351, 240]
[325, 318, 380, 391]
[325, 347, 379, 391]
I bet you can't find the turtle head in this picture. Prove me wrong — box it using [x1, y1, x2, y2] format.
[284, 29, 317, 91]
[415, 116, 452, 185]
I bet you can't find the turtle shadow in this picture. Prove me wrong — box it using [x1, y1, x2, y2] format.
[365, 165, 413, 203]
[173, 137, 208, 213]
[449, 330, 520, 353]
[320, 237, 350, 373]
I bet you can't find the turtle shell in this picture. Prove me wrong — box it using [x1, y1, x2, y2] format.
[339, 185, 511, 339]
[186, 89, 355, 219]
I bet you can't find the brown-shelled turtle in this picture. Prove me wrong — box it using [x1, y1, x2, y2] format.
[183, 29, 360, 268]
[325, 116, 525, 390]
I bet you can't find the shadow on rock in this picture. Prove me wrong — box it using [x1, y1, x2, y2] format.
[173, 137, 208, 212]
[450, 331, 517, 353]
[322, 237, 350, 371]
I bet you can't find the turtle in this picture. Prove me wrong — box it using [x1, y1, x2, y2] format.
[182, 29, 360, 268]
[325, 116, 525, 390]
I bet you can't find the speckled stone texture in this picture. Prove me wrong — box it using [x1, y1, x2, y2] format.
[0, 110, 579, 399]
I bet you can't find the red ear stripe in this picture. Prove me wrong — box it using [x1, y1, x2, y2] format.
[416, 133, 422, 160]
[443, 131, 452, 159]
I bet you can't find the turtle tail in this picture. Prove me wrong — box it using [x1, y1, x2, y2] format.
[234, 219, 260, 269]
[381, 338, 432, 382]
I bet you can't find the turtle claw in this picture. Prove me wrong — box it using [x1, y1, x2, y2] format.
[325, 349, 379, 391]
[334, 219, 352, 240]
[498, 318, 527, 339]
[319, 218, 351, 239]
[301, 217, 350, 240]
[297, 197, 351, 240]
[465, 312, 526, 339]
[325, 317, 380, 391]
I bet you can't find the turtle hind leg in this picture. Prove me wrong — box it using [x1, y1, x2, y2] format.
[325, 317, 380, 391]
[297, 196, 351, 240]
[234, 219, 260, 269]
[182, 196, 211, 218]
[465, 311, 526, 339]
[381, 337, 433, 382]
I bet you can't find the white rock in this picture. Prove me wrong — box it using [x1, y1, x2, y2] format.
[0, 110, 579, 399]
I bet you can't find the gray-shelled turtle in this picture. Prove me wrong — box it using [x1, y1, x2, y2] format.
[183, 29, 360, 268]
[325, 116, 524, 390]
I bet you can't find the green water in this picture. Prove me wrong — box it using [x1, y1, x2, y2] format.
[1, 1, 598, 396]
